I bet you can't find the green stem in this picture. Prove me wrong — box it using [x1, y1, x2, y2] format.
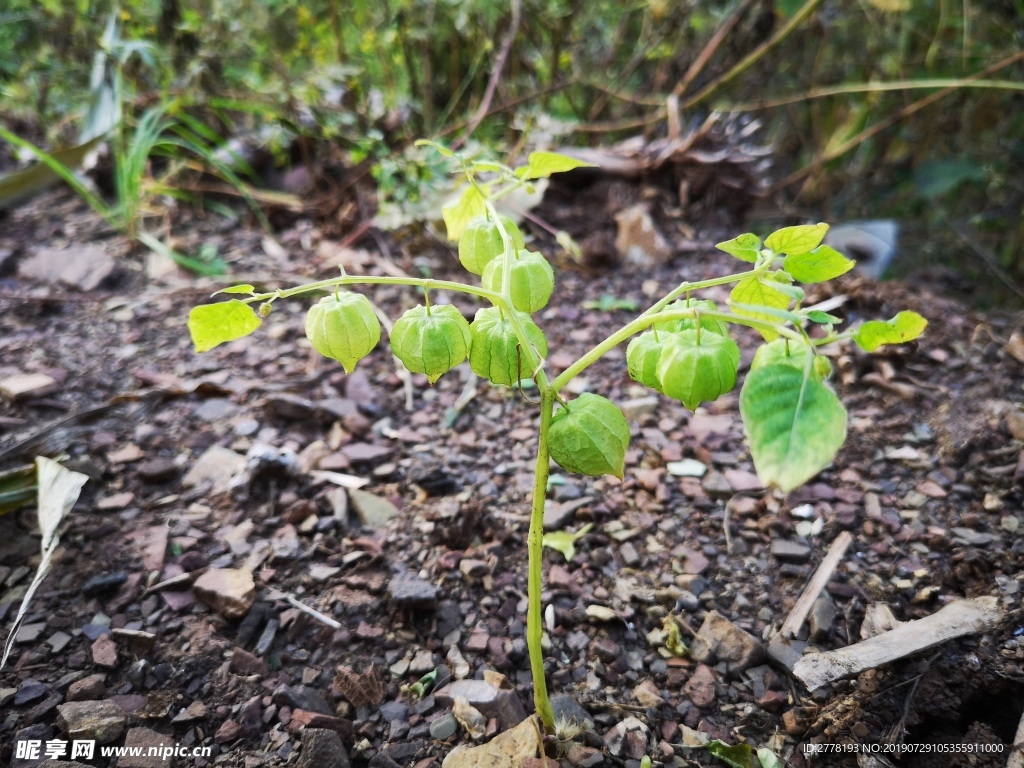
[528, 389, 556, 732]
[243, 275, 505, 308]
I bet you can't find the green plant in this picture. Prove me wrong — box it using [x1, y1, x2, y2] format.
[187, 143, 925, 733]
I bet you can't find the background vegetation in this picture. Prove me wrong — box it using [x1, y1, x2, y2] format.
[2, 0, 1022, 303]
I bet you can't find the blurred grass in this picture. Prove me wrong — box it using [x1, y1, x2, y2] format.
[1, 0, 1022, 302]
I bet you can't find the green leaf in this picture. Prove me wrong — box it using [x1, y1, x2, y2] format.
[703, 740, 757, 768]
[414, 139, 454, 158]
[548, 393, 630, 478]
[656, 330, 740, 411]
[542, 523, 594, 562]
[731, 302, 803, 325]
[806, 310, 842, 325]
[518, 151, 595, 179]
[783, 245, 856, 284]
[756, 748, 783, 768]
[213, 284, 256, 296]
[764, 223, 829, 255]
[441, 184, 488, 242]
[729, 277, 791, 341]
[913, 160, 986, 199]
[188, 300, 262, 353]
[659, 299, 728, 335]
[740, 364, 847, 492]
[715, 233, 762, 263]
[853, 311, 927, 352]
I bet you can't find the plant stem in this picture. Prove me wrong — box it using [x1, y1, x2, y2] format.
[243, 275, 505, 308]
[528, 388, 556, 732]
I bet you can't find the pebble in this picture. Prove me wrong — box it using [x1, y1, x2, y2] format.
[120, 727, 174, 768]
[434, 679, 527, 731]
[136, 457, 178, 483]
[684, 664, 717, 707]
[15, 622, 46, 644]
[214, 719, 240, 743]
[193, 568, 256, 619]
[689, 610, 765, 675]
[56, 700, 127, 744]
[429, 711, 458, 740]
[666, 459, 707, 477]
[388, 575, 440, 609]
[348, 489, 400, 528]
[182, 445, 246, 495]
[298, 728, 350, 768]
[19, 244, 116, 291]
[230, 647, 268, 676]
[770, 539, 812, 563]
[0, 372, 59, 400]
[15, 678, 47, 706]
[91, 635, 119, 669]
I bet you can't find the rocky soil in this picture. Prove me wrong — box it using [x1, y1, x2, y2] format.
[1, 183, 1024, 768]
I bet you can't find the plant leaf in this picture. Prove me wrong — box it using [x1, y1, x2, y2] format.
[213, 284, 256, 296]
[715, 233, 762, 263]
[441, 184, 488, 242]
[518, 151, 595, 179]
[414, 139, 454, 158]
[703, 740, 757, 768]
[729, 277, 791, 341]
[188, 299, 262, 352]
[806, 310, 842, 325]
[853, 311, 927, 351]
[764, 223, 829, 255]
[542, 523, 594, 562]
[548, 393, 630, 478]
[740, 364, 847, 492]
[1, 458, 88, 669]
[756, 748, 783, 768]
[783, 245, 856, 284]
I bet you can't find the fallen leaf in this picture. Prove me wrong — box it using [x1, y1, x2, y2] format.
[441, 716, 541, 768]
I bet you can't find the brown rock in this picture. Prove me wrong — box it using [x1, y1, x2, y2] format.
[193, 568, 255, 619]
[684, 664, 716, 708]
[19, 245, 117, 291]
[214, 719, 240, 744]
[229, 647, 267, 676]
[614, 204, 673, 267]
[91, 635, 119, 669]
[56, 700, 126, 744]
[289, 709, 354, 739]
[689, 610, 764, 675]
[66, 674, 105, 701]
[119, 727, 172, 768]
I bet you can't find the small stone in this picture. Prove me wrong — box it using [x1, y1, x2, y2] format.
[231, 647, 268, 676]
[0, 688, 15, 707]
[689, 610, 765, 675]
[273, 684, 334, 716]
[119, 727, 173, 768]
[267, 393, 318, 421]
[434, 679, 527, 731]
[194, 568, 256, 619]
[91, 635, 119, 669]
[298, 728, 350, 768]
[459, 559, 489, 579]
[12, 724, 53, 768]
[771, 539, 812, 563]
[702, 471, 732, 499]
[15, 679, 48, 706]
[136, 457, 178, 483]
[215, 719, 240, 744]
[341, 443, 393, 463]
[724, 469, 763, 492]
[15, 622, 46, 644]
[388, 575, 440, 609]
[82, 572, 129, 597]
[429, 712, 458, 740]
[952, 527, 995, 547]
[684, 664, 716, 708]
[289, 710, 353, 739]
[604, 716, 649, 758]
[171, 700, 207, 724]
[66, 674, 106, 701]
[183, 446, 246, 496]
[666, 459, 707, 477]
[19, 245, 117, 291]
[0, 373, 59, 400]
[808, 595, 839, 641]
[632, 680, 663, 708]
[56, 700, 127, 744]
[348, 489, 400, 528]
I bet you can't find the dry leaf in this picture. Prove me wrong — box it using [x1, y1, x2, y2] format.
[1, 457, 88, 668]
[333, 664, 384, 708]
[441, 716, 542, 768]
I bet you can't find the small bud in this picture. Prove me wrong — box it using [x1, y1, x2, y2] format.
[258, 302, 272, 318]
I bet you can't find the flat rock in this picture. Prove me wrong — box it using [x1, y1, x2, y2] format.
[91, 635, 119, 669]
[341, 443, 393, 463]
[771, 539, 812, 563]
[56, 700, 126, 744]
[273, 684, 333, 716]
[298, 728, 350, 768]
[684, 664, 717, 708]
[19, 245, 117, 291]
[182, 446, 246, 496]
[15, 678, 47, 706]
[388, 575, 439, 609]
[434, 679, 526, 731]
[689, 610, 765, 675]
[543, 497, 592, 531]
[193, 568, 255, 619]
[66, 674, 105, 702]
[12, 724, 53, 768]
[0, 374, 59, 401]
[429, 712, 457, 740]
[136, 457, 178, 483]
[349, 489, 400, 528]
[119, 727, 173, 768]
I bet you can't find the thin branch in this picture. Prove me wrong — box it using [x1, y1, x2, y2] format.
[453, 0, 523, 149]
[769, 50, 1024, 194]
[673, 0, 758, 98]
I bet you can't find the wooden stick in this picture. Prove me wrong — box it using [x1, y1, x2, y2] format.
[792, 597, 1002, 691]
[776, 531, 853, 641]
[1007, 708, 1024, 768]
